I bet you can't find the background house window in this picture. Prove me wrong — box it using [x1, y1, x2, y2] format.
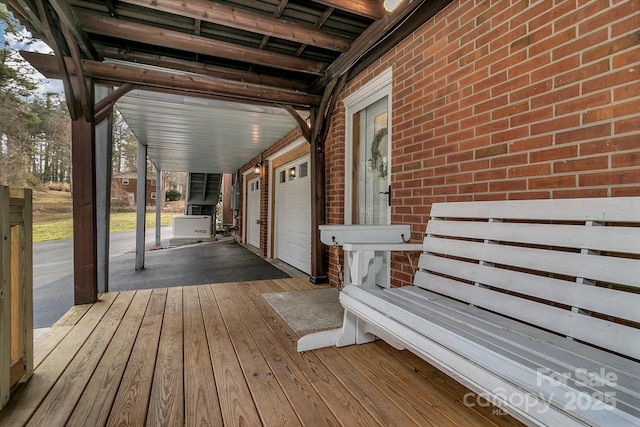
[299, 162, 308, 178]
[122, 178, 129, 185]
[151, 192, 156, 200]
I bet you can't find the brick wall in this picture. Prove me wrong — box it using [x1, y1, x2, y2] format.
[324, 0, 639, 287]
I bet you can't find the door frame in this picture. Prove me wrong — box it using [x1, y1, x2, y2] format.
[343, 67, 393, 225]
[243, 169, 261, 247]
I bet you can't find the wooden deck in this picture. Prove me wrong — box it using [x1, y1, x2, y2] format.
[0, 278, 523, 426]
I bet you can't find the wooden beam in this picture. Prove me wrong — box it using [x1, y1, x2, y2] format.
[61, 25, 93, 120]
[118, 0, 352, 52]
[49, 0, 99, 60]
[349, 0, 453, 78]
[94, 83, 134, 123]
[95, 46, 310, 92]
[311, 0, 383, 20]
[71, 109, 98, 304]
[281, 105, 311, 143]
[312, 0, 426, 91]
[9, 0, 44, 36]
[76, 11, 327, 76]
[20, 51, 320, 107]
[35, 0, 79, 120]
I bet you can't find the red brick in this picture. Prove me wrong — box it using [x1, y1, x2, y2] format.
[553, 156, 609, 173]
[612, 46, 640, 69]
[509, 163, 552, 178]
[530, 1, 577, 31]
[474, 95, 508, 114]
[555, 0, 610, 32]
[583, 31, 640, 63]
[555, 92, 611, 116]
[508, 191, 551, 200]
[614, 81, 640, 101]
[555, 124, 611, 145]
[475, 144, 509, 159]
[554, 59, 610, 88]
[531, 85, 579, 110]
[492, 75, 530, 98]
[580, 135, 637, 155]
[510, 107, 554, 127]
[475, 168, 507, 181]
[530, 28, 577, 58]
[460, 159, 490, 172]
[613, 14, 640, 37]
[615, 117, 640, 134]
[553, 188, 609, 198]
[491, 153, 528, 168]
[474, 193, 508, 201]
[531, 115, 581, 135]
[531, 145, 578, 163]
[579, 170, 640, 186]
[508, 54, 551, 79]
[459, 183, 488, 193]
[473, 71, 508, 93]
[555, 29, 609, 60]
[531, 55, 580, 83]
[613, 152, 640, 168]
[583, 99, 640, 124]
[529, 175, 577, 189]
[445, 172, 473, 184]
[492, 100, 529, 120]
[510, 136, 553, 153]
[447, 150, 474, 164]
[612, 187, 640, 197]
[490, 179, 527, 192]
[491, 126, 529, 144]
[579, 1, 640, 36]
[510, 80, 552, 103]
[583, 67, 638, 93]
[482, 48, 524, 74]
[477, 119, 509, 136]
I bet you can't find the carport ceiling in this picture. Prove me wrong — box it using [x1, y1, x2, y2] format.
[116, 89, 302, 173]
[12, 0, 453, 173]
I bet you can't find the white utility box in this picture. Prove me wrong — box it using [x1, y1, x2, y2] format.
[172, 215, 212, 238]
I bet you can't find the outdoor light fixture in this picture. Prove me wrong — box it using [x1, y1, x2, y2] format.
[254, 152, 263, 174]
[383, 0, 405, 12]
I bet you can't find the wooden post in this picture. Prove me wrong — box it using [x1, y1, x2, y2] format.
[71, 110, 98, 304]
[309, 138, 328, 284]
[135, 141, 147, 271]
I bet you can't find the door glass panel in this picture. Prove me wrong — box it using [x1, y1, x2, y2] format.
[354, 96, 389, 225]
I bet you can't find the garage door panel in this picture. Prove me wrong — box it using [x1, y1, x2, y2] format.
[275, 157, 311, 274]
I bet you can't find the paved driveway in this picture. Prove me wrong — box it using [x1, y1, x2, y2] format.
[33, 228, 292, 327]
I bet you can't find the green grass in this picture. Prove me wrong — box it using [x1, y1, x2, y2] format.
[32, 190, 177, 243]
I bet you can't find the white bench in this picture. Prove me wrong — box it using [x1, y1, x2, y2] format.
[299, 197, 640, 426]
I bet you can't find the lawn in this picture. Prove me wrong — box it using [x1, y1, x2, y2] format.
[32, 190, 179, 243]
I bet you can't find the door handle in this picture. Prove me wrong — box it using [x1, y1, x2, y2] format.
[379, 185, 391, 206]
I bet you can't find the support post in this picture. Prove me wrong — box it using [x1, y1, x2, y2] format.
[310, 124, 327, 284]
[135, 142, 147, 271]
[71, 109, 98, 304]
[155, 168, 162, 247]
[95, 84, 113, 294]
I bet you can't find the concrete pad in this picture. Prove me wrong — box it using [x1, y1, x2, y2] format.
[262, 288, 343, 332]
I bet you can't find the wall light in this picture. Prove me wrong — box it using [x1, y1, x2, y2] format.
[383, 0, 405, 12]
[254, 152, 263, 174]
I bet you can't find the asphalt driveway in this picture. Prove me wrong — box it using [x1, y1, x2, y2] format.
[33, 228, 292, 327]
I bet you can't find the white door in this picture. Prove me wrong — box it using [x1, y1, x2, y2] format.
[275, 157, 311, 273]
[247, 177, 261, 248]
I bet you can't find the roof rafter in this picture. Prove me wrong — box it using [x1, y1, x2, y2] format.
[117, 0, 352, 52]
[76, 10, 327, 75]
[311, 0, 383, 20]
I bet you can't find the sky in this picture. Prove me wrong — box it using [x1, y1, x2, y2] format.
[3, 6, 64, 96]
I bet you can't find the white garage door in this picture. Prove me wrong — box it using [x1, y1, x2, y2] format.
[275, 157, 311, 274]
[247, 176, 261, 248]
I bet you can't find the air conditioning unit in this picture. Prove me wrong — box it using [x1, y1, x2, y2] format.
[172, 215, 212, 238]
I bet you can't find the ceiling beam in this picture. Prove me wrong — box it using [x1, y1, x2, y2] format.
[76, 10, 327, 76]
[311, 0, 383, 20]
[48, 0, 99, 60]
[20, 51, 321, 107]
[117, 0, 352, 52]
[95, 46, 310, 92]
[312, 0, 425, 91]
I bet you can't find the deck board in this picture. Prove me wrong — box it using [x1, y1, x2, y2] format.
[0, 279, 524, 426]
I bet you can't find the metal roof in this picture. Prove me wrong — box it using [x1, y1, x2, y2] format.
[116, 89, 301, 173]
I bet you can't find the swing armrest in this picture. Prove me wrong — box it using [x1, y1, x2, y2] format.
[342, 243, 424, 252]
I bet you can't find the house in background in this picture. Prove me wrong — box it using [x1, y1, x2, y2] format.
[112, 171, 158, 206]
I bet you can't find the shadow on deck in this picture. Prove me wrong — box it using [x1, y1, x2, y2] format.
[1, 278, 523, 426]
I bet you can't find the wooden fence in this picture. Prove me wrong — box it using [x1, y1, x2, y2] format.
[0, 186, 33, 410]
